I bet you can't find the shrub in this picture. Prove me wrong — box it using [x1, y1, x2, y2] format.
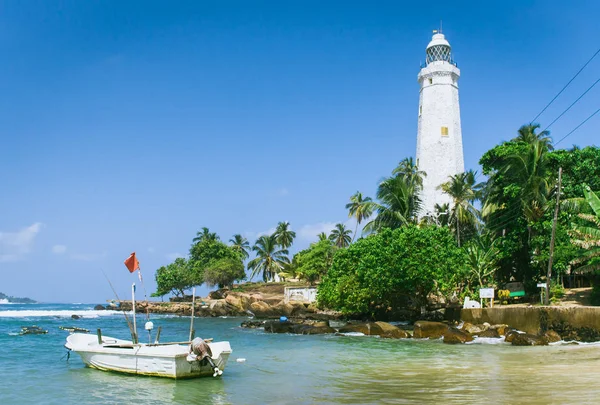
[550, 283, 565, 300]
[317, 226, 467, 317]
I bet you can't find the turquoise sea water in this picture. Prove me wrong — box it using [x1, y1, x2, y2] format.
[2, 303, 600, 404]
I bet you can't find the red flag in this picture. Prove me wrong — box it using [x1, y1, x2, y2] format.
[124, 252, 140, 273]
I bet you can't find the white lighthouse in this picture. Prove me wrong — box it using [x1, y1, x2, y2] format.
[415, 31, 465, 217]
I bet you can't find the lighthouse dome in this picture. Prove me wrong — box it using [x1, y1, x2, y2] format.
[426, 33, 450, 49]
[425, 33, 455, 66]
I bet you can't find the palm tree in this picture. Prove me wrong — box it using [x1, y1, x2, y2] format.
[345, 191, 374, 241]
[273, 221, 296, 249]
[247, 235, 290, 282]
[514, 123, 553, 151]
[192, 227, 219, 243]
[505, 139, 552, 228]
[329, 223, 352, 248]
[229, 234, 250, 259]
[392, 157, 427, 188]
[438, 170, 482, 246]
[465, 236, 500, 288]
[317, 232, 328, 242]
[569, 185, 600, 272]
[363, 175, 422, 233]
[483, 128, 553, 241]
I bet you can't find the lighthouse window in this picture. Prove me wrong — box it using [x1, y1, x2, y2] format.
[441, 126, 449, 136]
[419, 106, 422, 116]
[428, 78, 433, 85]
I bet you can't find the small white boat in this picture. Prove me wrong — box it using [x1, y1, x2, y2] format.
[65, 282, 232, 379]
[65, 333, 232, 379]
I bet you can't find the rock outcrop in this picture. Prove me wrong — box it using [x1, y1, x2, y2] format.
[443, 327, 474, 344]
[543, 330, 562, 343]
[511, 333, 549, 346]
[118, 290, 336, 320]
[338, 322, 411, 339]
[413, 321, 449, 339]
[477, 329, 500, 338]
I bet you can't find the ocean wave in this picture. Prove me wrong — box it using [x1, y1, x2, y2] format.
[468, 336, 507, 345]
[0, 310, 123, 318]
[338, 332, 366, 337]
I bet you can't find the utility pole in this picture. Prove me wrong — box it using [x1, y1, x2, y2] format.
[545, 167, 562, 305]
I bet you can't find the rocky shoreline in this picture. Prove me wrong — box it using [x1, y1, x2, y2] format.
[107, 288, 600, 346]
[246, 319, 580, 346]
[116, 290, 342, 320]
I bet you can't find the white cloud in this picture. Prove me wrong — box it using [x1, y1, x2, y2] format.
[52, 245, 67, 254]
[70, 252, 107, 262]
[0, 222, 43, 262]
[297, 222, 337, 241]
[166, 252, 185, 261]
[297, 219, 363, 243]
[257, 227, 277, 237]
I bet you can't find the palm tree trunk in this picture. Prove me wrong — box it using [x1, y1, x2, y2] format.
[457, 218, 461, 247]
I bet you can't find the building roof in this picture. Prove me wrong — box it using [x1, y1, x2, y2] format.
[426, 33, 451, 49]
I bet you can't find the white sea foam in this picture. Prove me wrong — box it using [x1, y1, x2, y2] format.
[0, 310, 122, 318]
[0, 299, 15, 304]
[338, 332, 366, 337]
[468, 336, 507, 345]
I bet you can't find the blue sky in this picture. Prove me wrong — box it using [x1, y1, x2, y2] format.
[1, 1, 599, 303]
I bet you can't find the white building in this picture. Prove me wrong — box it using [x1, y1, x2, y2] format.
[415, 32, 465, 217]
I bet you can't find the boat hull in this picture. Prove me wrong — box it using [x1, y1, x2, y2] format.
[66, 334, 231, 379]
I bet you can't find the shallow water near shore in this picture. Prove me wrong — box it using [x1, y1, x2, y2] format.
[1, 303, 600, 404]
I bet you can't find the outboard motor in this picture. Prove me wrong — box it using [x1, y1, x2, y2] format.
[188, 337, 222, 377]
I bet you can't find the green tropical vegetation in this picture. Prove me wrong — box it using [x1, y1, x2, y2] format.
[151, 123, 600, 315]
[229, 234, 250, 259]
[329, 223, 352, 248]
[345, 191, 374, 241]
[247, 235, 290, 282]
[317, 226, 467, 318]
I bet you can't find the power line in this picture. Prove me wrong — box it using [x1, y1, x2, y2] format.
[531, 47, 600, 123]
[554, 107, 600, 147]
[541, 77, 600, 132]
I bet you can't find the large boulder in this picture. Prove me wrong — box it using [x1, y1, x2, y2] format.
[511, 333, 549, 346]
[241, 320, 265, 329]
[271, 302, 297, 317]
[94, 304, 106, 311]
[337, 322, 411, 339]
[544, 330, 562, 343]
[478, 329, 501, 338]
[249, 301, 278, 318]
[374, 322, 411, 339]
[303, 326, 336, 335]
[225, 294, 251, 312]
[413, 321, 449, 339]
[504, 330, 520, 343]
[491, 324, 509, 336]
[209, 289, 229, 300]
[443, 327, 474, 344]
[337, 322, 380, 335]
[461, 322, 487, 335]
[264, 320, 295, 333]
[209, 300, 230, 317]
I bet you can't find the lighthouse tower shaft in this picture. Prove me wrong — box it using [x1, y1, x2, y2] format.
[415, 33, 465, 217]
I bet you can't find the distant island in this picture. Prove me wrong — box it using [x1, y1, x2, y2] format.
[0, 292, 36, 304]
